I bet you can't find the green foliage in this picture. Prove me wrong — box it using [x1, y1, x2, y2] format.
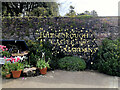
[22, 61, 31, 68]
[49, 51, 65, 69]
[30, 54, 41, 66]
[26, 40, 52, 66]
[2, 2, 59, 17]
[10, 62, 24, 71]
[58, 56, 86, 71]
[76, 15, 93, 19]
[36, 58, 50, 69]
[42, 40, 53, 60]
[2, 62, 11, 77]
[26, 40, 65, 69]
[26, 40, 41, 55]
[93, 38, 120, 76]
[29, 7, 48, 17]
[2, 51, 11, 57]
[65, 5, 76, 17]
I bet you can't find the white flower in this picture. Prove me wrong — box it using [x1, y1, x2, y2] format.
[42, 52, 45, 58]
[91, 62, 93, 64]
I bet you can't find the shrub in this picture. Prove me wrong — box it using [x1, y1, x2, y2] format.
[93, 38, 120, 76]
[26, 40, 43, 66]
[26, 40, 65, 69]
[2, 62, 11, 77]
[58, 56, 86, 71]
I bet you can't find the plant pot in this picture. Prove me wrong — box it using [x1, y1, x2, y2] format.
[39, 67, 47, 75]
[6, 74, 11, 78]
[12, 70, 22, 78]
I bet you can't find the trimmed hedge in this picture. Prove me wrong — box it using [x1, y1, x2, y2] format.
[93, 38, 120, 76]
[58, 56, 86, 71]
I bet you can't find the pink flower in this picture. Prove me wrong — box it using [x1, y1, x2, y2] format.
[4, 56, 6, 59]
[7, 59, 11, 61]
[10, 57, 13, 59]
[3, 46, 6, 48]
[1, 47, 3, 49]
[2, 49, 4, 51]
[16, 60, 18, 62]
[22, 77, 25, 80]
[6, 48, 8, 51]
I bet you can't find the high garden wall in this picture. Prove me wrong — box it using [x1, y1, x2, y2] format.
[2, 16, 119, 63]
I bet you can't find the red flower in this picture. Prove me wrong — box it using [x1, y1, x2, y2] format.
[16, 57, 20, 62]
[14, 59, 16, 62]
[10, 57, 13, 59]
[11, 58, 15, 62]
[7, 59, 11, 61]
[11, 59, 13, 62]
[17, 57, 20, 61]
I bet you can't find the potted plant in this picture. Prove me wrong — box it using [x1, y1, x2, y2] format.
[2, 70, 11, 78]
[36, 58, 50, 75]
[10, 62, 24, 78]
[2, 62, 11, 78]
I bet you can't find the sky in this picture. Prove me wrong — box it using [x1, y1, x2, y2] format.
[57, 0, 120, 16]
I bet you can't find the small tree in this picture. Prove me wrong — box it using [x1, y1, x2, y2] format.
[65, 5, 76, 17]
[29, 7, 48, 17]
[84, 10, 90, 15]
[90, 10, 98, 16]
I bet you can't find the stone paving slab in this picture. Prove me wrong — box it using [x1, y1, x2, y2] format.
[2, 70, 119, 88]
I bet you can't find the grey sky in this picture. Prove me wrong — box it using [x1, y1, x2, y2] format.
[58, 0, 120, 16]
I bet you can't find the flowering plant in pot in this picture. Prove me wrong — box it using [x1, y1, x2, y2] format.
[2, 70, 11, 78]
[36, 58, 50, 75]
[5, 56, 21, 63]
[0, 45, 11, 58]
[10, 62, 24, 78]
[2, 62, 11, 78]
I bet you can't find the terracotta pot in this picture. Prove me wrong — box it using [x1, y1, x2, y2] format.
[39, 67, 47, 75]
[12, 70, 22, 78]
[6, 74, 11, 78]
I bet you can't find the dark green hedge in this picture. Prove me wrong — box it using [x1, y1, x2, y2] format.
[58, 56, 86, 71]
[93, 38, 120, 76]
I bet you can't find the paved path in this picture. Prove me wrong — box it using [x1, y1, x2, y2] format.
[2, 70, 119, 88]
